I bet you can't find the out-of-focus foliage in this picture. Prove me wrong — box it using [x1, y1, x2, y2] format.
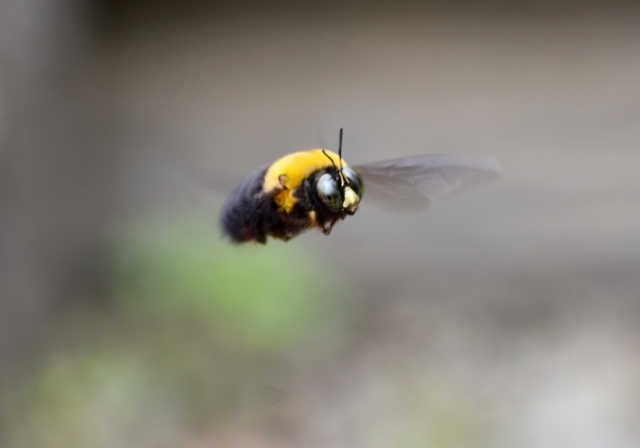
[349, 370, 490, 448]
[111, 216, 346, 351]
[3, 1, 640, 446]
[0, 216, 351, 448]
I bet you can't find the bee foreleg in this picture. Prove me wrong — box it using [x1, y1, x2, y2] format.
[322, 218, 337, 235]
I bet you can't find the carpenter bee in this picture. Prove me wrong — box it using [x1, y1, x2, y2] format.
[221, 129, 500, 244]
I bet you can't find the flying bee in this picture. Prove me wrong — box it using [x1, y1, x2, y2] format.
[221, 129, 500, 244]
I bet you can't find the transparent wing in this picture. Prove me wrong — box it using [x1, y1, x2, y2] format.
[177, 162, 266, 206]
[354, 154, 501, 213]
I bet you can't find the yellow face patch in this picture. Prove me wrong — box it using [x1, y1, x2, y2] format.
[343, 186, 359, 211]
[263, 150, 347, 213]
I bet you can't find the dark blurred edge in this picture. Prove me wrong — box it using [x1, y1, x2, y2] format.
[94, 0, 640, 33]
[0, 0, 120, 374]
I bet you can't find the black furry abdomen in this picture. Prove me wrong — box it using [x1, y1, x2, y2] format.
[220, 166, 271, 243]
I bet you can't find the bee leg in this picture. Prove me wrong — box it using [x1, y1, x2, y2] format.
[322, 218, 336, 235]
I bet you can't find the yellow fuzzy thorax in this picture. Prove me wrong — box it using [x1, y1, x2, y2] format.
[263, 149, 347, 213]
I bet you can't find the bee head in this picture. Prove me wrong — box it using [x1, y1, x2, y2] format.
[315, 166, 363, 214]
[317, 129, 364, 215]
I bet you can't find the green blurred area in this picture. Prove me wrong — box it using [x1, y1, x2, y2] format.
[111, 217, 346, 351]
[0, 217, 351, 448]
[0, 217, 493, 448]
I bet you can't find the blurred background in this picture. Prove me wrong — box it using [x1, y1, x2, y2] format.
[1, 1, 640, 447]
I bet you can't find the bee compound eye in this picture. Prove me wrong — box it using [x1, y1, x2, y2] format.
[316, 173, 343, 211]
[342, 167, 364, 197]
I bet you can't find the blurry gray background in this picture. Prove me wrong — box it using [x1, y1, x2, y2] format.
[1, 1, 639, 447]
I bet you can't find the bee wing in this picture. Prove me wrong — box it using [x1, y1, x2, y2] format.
[179, 162, 267, 206]
[353, 154, 501, 213]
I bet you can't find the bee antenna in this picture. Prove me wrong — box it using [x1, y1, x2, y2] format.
[321, 128, 346, 188]
[321, 149, 338, 171]
[321, 127, 344, 173]
[338, 128, 349, 187]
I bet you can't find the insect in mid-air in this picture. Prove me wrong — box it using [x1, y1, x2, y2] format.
[221, 129, 500, 244]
